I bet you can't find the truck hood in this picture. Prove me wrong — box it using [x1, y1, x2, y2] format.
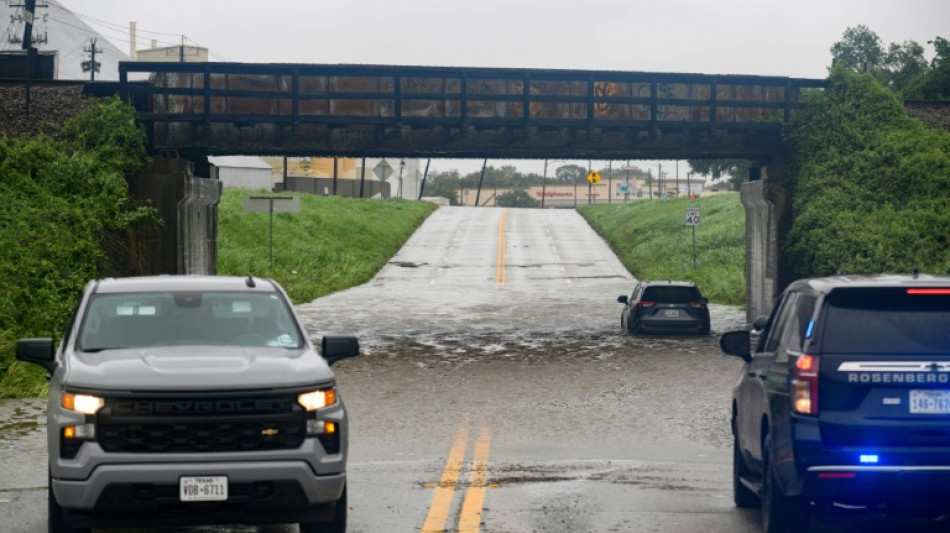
[65, 346, 334, 391]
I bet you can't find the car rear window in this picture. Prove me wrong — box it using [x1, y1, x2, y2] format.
[641, 286, 702, 303]
[819, 287, 950, 355]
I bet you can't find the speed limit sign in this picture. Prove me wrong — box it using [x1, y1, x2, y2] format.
[685, 206, 700, 226]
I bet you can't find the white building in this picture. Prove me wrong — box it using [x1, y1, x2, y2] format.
[209, 156, 274, 190]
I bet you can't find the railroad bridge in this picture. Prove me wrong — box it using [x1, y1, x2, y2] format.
[111, 62, 827, 319]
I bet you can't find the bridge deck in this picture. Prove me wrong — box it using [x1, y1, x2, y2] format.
[118, 62, 826, 160]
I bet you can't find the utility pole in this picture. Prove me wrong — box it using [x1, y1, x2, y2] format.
[475, 159, 487, 206]
[541, 159, 548, 208]
[417, 159, 431, 200]
[624, 160, 630, 203]
[20, 0, 37, 113]
[658, 163, 663, 198]
[180, 35, 185, 62]
[608, 161, 612, 204]
[82, 38, 102, 81]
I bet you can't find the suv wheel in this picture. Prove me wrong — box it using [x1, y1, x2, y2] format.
[48, 471, 90, 533]
[733, 434, 759, 508]
[762, 437, 808, 533]
[627, 317, 639, 334]
[300, 488, 347, 533]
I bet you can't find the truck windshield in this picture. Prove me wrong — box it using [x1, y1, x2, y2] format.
[819, 288, 950, 355]
[77, 291, 303, 351]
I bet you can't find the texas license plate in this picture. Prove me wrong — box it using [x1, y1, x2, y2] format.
[663, 309, 680, 318]
[909, 390, 950, 414]
[180, 476, 228, 501]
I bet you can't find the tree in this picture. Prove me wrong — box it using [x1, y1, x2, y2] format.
[831, 25, 884, 73]
[687, 159, 751, 190]
[421, 170, 461, 205]
[881, 40, 928, 92]
[495, 188, 539, 208]
[902, 36, 950, 100]
[554, 164, 587, 185]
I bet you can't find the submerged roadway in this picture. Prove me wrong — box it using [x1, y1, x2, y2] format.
[8, 206, 918, 532]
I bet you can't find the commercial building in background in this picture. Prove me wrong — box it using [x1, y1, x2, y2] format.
[208, 156, 274, 190]
[460, 176, 716, 207]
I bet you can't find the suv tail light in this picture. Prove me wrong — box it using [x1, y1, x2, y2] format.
[688, 301, 707, 309]
[792, 354, 820, 415]
[636, 301, 655, 308]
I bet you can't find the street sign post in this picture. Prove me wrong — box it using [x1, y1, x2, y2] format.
[586, 171, 601, 204]
[685, 206, 700, 269]
[685, 206, 700, 226]
[243, 195, 300, 265]
[373, 160, 393, 202]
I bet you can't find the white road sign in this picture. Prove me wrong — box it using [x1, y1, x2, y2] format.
[685, 206, 700, 226]
[373, 160, 393, 181]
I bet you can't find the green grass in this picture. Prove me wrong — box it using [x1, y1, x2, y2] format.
[0, 191, 435, 399]
[578, 193, 746, 306]
[218, 190, 437, 303]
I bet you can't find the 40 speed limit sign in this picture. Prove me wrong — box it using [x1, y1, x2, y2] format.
[685, 206, 700, 226]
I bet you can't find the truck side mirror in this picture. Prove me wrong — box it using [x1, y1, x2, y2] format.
[321, 335, 360, 366]
[16, 338, 57, 373]
[719, 331, 752, 362]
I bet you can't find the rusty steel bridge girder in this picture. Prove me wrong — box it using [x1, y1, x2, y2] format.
[117, 62, 826, 161]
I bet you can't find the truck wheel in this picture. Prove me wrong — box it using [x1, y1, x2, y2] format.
[733, 434, 759, 508]
[48, 472, 90, 533]
[762, 438, 808, 533]
[300, 488, 347, 533]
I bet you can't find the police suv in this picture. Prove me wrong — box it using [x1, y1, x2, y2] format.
[720, 274, 950, 533]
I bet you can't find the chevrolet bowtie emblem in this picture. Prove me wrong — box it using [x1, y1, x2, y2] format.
[261, 428, 279, 437]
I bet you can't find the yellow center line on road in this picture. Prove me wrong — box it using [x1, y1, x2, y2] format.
[421, 426, 469, 533]
[495, 209, 508, 285]
[458, 426, 492, 533]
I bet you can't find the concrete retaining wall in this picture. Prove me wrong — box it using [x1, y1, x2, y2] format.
[128, 158, 221, 276]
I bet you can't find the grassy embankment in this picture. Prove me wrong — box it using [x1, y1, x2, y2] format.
[578, 193, 746, 306]
[217, 190, 436, 304]
[0, 189, 435, 399]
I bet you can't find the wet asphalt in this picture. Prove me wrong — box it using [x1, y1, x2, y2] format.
[1, 206, 937, 532]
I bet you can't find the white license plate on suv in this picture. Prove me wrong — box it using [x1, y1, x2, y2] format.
[909, 390, 950, 414]
[180, 476, 228, 501]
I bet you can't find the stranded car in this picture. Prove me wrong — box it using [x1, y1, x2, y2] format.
[617, 280, 710, 335]
[720, 274, 950, 533]
[17, 275, 358, 533]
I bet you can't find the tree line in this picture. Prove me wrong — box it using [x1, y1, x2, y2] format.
[420, 163, 650, 206]
[690, 25, 950, 189]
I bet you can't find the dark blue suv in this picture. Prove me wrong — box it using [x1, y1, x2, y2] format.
[720, 275, 950, 533]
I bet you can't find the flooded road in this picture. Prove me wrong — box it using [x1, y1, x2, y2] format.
[294, 206, 757, 532]
[3, 206, 763, 532]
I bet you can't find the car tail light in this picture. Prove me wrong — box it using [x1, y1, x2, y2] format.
[907, 288, 950, 295]
[635, 301, 655, 308]
[792, 354, 820, 415]
[688, 301, 707, 309]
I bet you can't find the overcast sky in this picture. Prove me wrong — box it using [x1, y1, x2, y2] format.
[53, 0, 950, 176]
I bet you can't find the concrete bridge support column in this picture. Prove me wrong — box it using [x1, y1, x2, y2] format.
[740, 164, 792, 323]
[128, 158, 221, 276]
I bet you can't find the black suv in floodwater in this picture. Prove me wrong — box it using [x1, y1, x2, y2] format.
[618, 280, 710, 335]
[720, 274, 950, 533]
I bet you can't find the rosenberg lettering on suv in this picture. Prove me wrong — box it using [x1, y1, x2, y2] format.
[719, 274, 950, 533]
[16, 275, 359, 533]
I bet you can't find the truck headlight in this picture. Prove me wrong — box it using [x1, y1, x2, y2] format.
[62, 393, 104, 415]
[297, 389, 336, 411]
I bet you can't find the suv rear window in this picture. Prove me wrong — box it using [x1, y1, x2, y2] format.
[641, 286, 702, 303]
[819, 288, 950, 355]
